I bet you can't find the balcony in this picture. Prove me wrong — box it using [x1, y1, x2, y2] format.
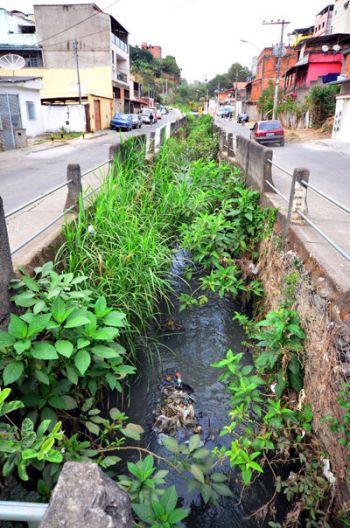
[117, 71, 128, 83]
[0, 33, 37, 47]
[111, 33, 128, 53]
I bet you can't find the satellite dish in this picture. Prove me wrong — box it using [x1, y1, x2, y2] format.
[0, 53, 25, 74]
[321, 45, 329, 53]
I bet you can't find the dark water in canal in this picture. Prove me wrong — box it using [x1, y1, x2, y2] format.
[127, 251, 275, 527]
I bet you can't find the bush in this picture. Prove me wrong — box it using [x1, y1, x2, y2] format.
[308, 85, 339, 128]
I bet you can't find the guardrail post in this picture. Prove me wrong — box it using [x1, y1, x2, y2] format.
[0, 197, 13, 327]
[262, 149, 274, 193]
[219, 130, 225, 152]
[146, 132, 155, 160]
[285, 167, 310, 237]
[109, 144, 120, 179]
[65, 164, 82, 212]
[227, 133, 234, 157]
[155, 128, 161, 154]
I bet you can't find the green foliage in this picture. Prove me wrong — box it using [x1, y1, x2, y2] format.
[132, 484, 189, 527]
[1, 265, 133, 421]
[0, 388, 64, 482]
[161, 434, 232, 506]
[308, 84, 340, 128]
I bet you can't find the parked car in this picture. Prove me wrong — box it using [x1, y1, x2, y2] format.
[237, 112, 249, 124]
[216, 107, 226, 117]
[110, 112, 133, 131]
[141, 108, 156, 124]
[250, 120, 285, 146]
[130, 113, 142, 129]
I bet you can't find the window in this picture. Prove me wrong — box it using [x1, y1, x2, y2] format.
[26, 101, 36, 120]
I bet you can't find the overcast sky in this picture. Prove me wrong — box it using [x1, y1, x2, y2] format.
[2, 0, 329, 81]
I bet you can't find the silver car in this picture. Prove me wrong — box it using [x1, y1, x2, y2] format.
[130, 113, 142, 129]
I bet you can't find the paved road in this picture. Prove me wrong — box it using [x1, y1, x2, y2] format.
[217, 118, 350, 292]
[0, 111, 178, 214]
[218, 119, 350, 209]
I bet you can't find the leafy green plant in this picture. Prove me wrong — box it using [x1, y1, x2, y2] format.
[0, 265, 134, 422]
[0, 388, 64, 481]
[161, 434, 232, 505]
[253, 307, 305, 396]
[132, 485, 189, 528]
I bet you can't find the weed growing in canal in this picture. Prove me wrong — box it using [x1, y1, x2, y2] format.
[213, 271, 334, 527]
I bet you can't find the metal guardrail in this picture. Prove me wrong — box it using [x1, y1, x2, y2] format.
[218, 127, 350, 264]
[268, 157, 350, 264]
[5, 179, 72, 220]
[7, 159, 112, 256]
[0, 501, 48, 524]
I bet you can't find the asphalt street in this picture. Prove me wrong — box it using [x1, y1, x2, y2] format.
[0, 111, 178, 214]
[217, 117, 350, 291]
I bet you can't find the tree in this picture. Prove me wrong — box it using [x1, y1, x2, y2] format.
[227, 63, 251, 83]
[308, 85, 339, 128]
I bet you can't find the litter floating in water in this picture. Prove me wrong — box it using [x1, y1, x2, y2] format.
[153, 369, 201, 436]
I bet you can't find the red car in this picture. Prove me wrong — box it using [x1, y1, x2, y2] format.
[250, 120, 285, 147]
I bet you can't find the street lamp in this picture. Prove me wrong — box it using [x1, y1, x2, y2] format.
[240, 39, 261, 53]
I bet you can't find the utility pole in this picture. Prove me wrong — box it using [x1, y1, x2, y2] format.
[263, 19, 290, 120]
[73, 39, 82, 104]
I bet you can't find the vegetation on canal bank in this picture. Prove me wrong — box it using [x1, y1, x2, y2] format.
[0, 115, 347, 527]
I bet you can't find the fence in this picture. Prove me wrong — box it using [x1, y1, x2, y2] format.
[0, 117, 187, 328]
[216, 124, 350, 265]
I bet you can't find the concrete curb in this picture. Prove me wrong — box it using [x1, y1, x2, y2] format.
[26, 141, 69, 154]
[84, 132, 108, 140]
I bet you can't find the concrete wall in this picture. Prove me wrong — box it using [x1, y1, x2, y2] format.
[235, 135, 272, 192]
[42, 104, 86, 133]
[34, 4, 111, 69]
[333, 95, 350, 141]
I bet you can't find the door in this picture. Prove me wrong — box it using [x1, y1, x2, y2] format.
[93, 99, 101, 130]
[84, 104, 91, 132]
[0, 93, 22, 150]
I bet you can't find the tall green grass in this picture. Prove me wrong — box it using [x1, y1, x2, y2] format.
[58, 137, 190, 359]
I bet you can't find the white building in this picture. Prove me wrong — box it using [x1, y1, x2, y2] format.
[333, 77, 350, 141]
[332, 0, 350, 33]
[0, 76, 44, 150]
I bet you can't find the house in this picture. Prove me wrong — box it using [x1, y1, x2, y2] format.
[128, 74, 148, 112]
[290, 27, 314, 47]
[0, 4, 131, 132]
[243, 46, 298, 120]
[284, 34, 350, 101]
[0, 76, 44, 150]
[332, 0, 350, 33]
[141, 42, 162, 59]
[218, 83, 246, 105]
[0, 8, 42, 68]
[314, 4, 334, 36]
[332, 49, 350, 140]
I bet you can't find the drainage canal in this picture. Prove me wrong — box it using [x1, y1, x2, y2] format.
[127, 251, 275, 527]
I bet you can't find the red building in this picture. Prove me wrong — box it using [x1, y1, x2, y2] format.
[141, 42, 162, 59]
[284, 34, 350, 100]
[244, 46, 298, 119]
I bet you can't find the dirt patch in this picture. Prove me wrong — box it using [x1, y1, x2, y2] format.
[285, 127, 332, 144]
[258, 236, 350, 511]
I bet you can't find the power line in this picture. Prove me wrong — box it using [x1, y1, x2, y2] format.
[35, 0, 121, 46]
[39, 29, 111, 50]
